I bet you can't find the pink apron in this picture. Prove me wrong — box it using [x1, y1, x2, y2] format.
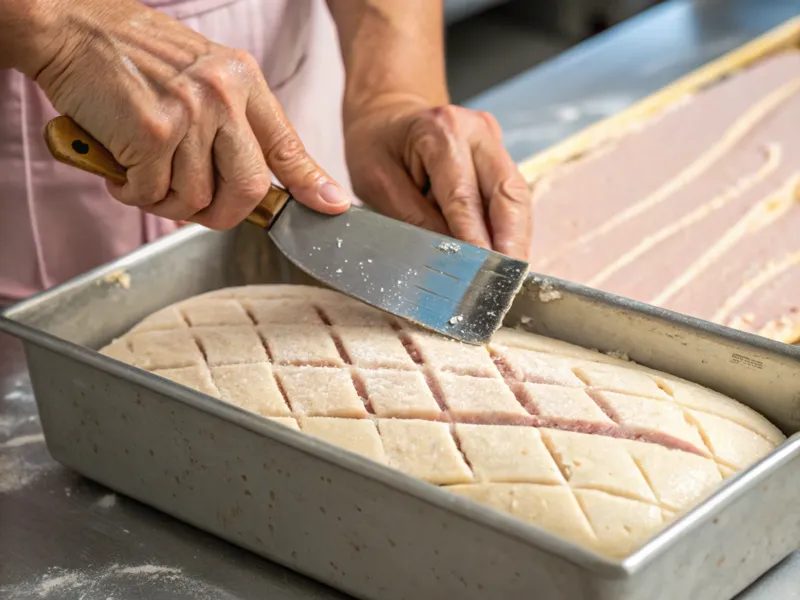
[0, 0, 348, 305]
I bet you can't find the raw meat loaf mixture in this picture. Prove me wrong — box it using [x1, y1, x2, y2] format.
[100, 285, 785, 558]
[528, 51, 800, 343]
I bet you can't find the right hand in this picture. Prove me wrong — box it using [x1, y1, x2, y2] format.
[21, 0, 351, 229]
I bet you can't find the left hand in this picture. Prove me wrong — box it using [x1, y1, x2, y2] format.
[343, 95, 533, 261]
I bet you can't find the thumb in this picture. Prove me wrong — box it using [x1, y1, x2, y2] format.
[246, 88, 351, 215]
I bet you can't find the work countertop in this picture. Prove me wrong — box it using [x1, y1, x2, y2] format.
[2, 0, 800, 598]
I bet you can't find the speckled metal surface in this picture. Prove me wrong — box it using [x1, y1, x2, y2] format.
[3, 0, 800, 597]
[2, 225, 799, 600]
[0, 333, 348, 600]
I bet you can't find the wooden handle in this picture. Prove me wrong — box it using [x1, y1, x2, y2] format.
[43, 115, 290, 227]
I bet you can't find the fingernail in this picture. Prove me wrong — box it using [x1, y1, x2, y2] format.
[319, 182, 351, 207]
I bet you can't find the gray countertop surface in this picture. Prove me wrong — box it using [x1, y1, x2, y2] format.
[2, 0, 800, 597]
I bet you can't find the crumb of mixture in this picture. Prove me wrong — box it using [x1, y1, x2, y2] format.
[436, 241, 461, 254]
[530, 276, 562, 303]
[103, 269, 131, 290]
[538, 282, 562, 303]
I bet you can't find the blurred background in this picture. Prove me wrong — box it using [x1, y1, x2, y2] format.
[445, 0, 667, 102]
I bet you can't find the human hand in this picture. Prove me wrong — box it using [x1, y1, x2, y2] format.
[343, 95, 533, 261]
[22, 0, 351, 229]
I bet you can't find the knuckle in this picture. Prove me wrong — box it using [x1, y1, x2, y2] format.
[498, 176, 533, 206]
[409, 127, 444, 159]
[478, 110, 501, 135]
[444, 185, 480, 213]
[185, 191, 213, 212]
[165, 78, 203, 122]
[136, 186, 167, 207]
[140, 112, 175, 147]
[430, 104, 459, 121]
[232, 175, 270, 203]
[429, 105, 462, 130]
[265, 133, 309, 170]
[193, 50, 260, 100]
[195, 66, 229, 96]
[477, 110, 495, 123]
[229, 49, 262, 79]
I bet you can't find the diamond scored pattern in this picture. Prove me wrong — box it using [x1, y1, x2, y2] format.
[102, 285, 785, 558]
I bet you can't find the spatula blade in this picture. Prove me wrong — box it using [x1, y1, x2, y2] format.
[268, 201, 529, 344]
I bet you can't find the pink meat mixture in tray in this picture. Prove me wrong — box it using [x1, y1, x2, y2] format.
[529, 51, 800, 343]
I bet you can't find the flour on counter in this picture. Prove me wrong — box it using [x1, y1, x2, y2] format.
[94, 493, 117, 509]
[0, 415, 14, 435]
[2, 374, 32, 404]
[0, 444, 56, 494]
[1, 433, 45, 449]
[36, 572, 84, 596]
[0, 563, 236, 600]
[1, 360, 50, 494]
[115, 565, 181, 576]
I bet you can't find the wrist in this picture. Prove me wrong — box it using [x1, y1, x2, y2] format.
[1, 0, 68, 77]
[330, 0, 449, 124]
[343, 84, 449, 131]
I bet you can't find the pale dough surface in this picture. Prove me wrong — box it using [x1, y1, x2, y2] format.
[100, 284, 785, 558]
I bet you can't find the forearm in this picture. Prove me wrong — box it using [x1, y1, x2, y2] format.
[326, 0, 449, 122]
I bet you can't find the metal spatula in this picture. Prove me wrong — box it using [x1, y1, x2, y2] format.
[43, 116, 529, 344]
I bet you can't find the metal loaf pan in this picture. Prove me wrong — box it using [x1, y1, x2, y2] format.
[2, 222, 800, 600]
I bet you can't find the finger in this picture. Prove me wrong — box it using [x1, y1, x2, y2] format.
[418, 135, 492, 249]
[408, 149, 441, 214]
[105, 144, 175, 209]
[478, 110, 504, 141]
[246, 84, 350, 215]
[365, 162, 450, 235]
[472, 136, 533, 261]
[143, 126, 216, 221]
[191, 117, 271, 230]
[104, 64, 185, 208]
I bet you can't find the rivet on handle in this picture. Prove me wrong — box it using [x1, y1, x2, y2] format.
[72, 140, 90, 155]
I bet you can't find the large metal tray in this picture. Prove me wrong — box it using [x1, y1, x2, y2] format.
[2, 222, 799, 600]
[518, 15, 800, 181]
[514, 13, 800, 335]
